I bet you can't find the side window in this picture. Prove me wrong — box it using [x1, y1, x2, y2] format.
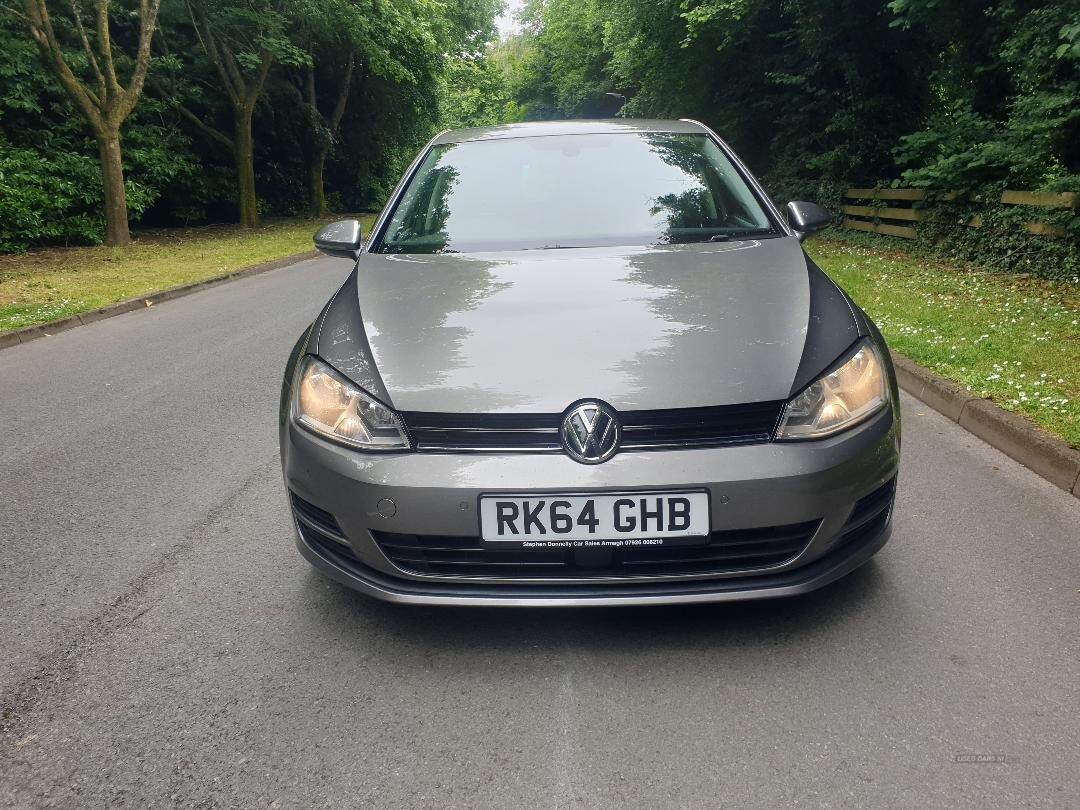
[385, 162, 454, 249]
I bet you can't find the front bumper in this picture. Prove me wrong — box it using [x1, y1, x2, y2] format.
[281, 406, 899, 607]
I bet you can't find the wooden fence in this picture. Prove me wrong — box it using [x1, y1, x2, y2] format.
[841, 188, 1077, 240]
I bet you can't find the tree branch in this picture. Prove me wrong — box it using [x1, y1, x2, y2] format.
[305, 62, 316, 109]
[247, 48, 273, 107]
[67, 0, 106, 104]
[118, 0, 161, 119]
[94, 0, 121, 101]
[175, 103, 235, 153]
[23, 0, 104, 129]
[327, 52, 354, 133]
[1, 3, 30, 23]
[187, 2, 240, 107]
[221, 41, 249, 101]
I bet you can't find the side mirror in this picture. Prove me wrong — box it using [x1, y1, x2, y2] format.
[314, 219, 363, 259]
[785, 201, 832, 241]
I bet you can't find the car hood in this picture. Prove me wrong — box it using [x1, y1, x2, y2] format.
[345, 238, 819, 413]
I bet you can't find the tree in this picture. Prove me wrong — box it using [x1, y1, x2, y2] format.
[1, 0, 506, 250]
[19, 0, 162, 245]
[303, 49, 355, 216]
[439, 51, 524, 129]
[176, 0, 307, 227]
[296, 0, 489, 217]
[500, 0, 932, 203]
[293, 0, 370, 219]
[890, 0, 1080, 191]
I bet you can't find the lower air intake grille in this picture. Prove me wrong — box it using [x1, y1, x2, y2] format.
[290, 492, 344, 538]
[372, 520, 819, 579]
[836, 476, 896, 549]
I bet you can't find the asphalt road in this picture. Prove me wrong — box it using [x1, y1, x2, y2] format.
[1, 255, 1078, 809]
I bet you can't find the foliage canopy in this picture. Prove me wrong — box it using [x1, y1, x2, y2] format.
[460, 0, 1079, 279]
[2, 0, 1077, 280]
[0, 0, 500, 251]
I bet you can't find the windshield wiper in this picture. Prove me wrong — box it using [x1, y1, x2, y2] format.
[702, 229, 775, 243]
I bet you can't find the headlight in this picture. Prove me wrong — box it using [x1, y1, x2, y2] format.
[292, 356, 409, 450]
[776, 340, 888, 440]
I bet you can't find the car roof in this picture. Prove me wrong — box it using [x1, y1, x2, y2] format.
[431, 119, 710, 145]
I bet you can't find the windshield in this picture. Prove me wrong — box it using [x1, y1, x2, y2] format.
[374, 133, 777, 254]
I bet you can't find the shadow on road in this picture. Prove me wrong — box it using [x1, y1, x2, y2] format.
[299, 559, 889, 655]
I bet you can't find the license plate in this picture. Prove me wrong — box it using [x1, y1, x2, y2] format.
[479, 490, 710, 548]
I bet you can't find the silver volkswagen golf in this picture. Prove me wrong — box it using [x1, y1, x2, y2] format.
[279, 119, 900, 606]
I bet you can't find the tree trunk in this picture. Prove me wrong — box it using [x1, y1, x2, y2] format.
[235, 108, 259, 228]
[309, 148, 328, 218]
[96, 129, 131, 246]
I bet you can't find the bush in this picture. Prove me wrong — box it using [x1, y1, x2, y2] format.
[916, 200, 1079, 283]
[0, 139, 105, 251]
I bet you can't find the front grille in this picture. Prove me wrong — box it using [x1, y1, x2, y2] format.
[401, 401, 784, 453]
[620, 402, 783, 448]
[401, 412, 561, 452]
[372, 520, 818, 579]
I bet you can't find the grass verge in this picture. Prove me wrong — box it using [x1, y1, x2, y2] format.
[0, 215, 377, 333]
[806, 232, 1079, 448]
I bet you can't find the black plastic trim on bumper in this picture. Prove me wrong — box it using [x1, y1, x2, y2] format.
[292, 511, 892, 607]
